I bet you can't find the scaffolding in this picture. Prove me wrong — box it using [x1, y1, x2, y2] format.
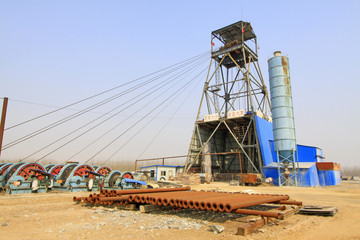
[185, 21, 272, 176]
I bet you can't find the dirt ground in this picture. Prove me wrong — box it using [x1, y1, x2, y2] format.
[0, 181, 360, 240]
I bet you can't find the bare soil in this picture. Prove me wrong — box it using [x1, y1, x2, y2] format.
[1, 181, 360, 240]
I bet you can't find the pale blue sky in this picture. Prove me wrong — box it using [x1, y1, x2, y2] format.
[0, 1, 359, 167]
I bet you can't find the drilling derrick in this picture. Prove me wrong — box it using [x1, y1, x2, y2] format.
[184, 21, 272, 180]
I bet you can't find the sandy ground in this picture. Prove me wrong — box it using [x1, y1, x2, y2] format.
[0, 181, 360, 240]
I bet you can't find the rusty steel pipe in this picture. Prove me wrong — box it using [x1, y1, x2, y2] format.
[224, 196, 289, 213]
[92, 194, 106, 199]
[216, 194, 288, 204]
[73, 196, 83, 202]
[234, 208, 281, 218]
[122, 192, 192, 200]
[156, 198, 163, 206]
[218, 203, 226, 212]
[275, 200, 302, 205]
[204, 194, 289, 206]
[188, 200, 195, 208]
[162, 198, 169, 206]
[111, 187, 190, 195]
[199, 201, 206, 210]
[205, 202, 213, 211]
[277, 205, 286, 211]
[211, 202, 219, 211]
[150, 197, 157, 205]
[134, 195, 141, 202]
[127, 191, 231, 204]
[128, 195, 135, 202]
[169, 199, 176, 206]
[127, 192, 191, 203]
[182, 200, 189, 208]
[185, 194, 241, 204]
[124, 191, 218, 200]
[140, 196, 146, 203]
[98, 196, 129, 202]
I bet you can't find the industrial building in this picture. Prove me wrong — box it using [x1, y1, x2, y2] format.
[184, 21, 340, 187]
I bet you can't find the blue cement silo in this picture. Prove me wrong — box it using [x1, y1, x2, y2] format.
[268, 51, 299, 186]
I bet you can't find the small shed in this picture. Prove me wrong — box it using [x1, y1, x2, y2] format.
[140, 165, 184, 181]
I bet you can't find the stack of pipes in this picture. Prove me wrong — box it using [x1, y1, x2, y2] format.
[73, 187, 302, 219]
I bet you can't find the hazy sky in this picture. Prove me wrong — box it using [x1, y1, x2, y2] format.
[0, 1, 359, 168]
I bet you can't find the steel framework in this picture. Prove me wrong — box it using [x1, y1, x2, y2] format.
[185, 21, 271, 176]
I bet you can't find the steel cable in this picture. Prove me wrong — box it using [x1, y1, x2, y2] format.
[135, 64, 205, 161]
[101, 66, 208, 165]
[30, 55, 209, 162]
[4, 51, 209, 131]
[85, 59, 209, 163]
[3, 52, 209, 150]
[22, 55, 208, 162]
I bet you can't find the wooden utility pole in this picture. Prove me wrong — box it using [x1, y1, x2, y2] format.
[0, 97, 8, 158]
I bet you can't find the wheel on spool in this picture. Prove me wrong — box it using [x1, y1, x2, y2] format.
[73, 165, 95, 179]
[121, 172, 134, 179]
[50, 165, 64, 176]
[4, 163, 26, 184]
[0, 164, 12, 176]
[96, 166, 112, 176]
[17, 163, 45, 181]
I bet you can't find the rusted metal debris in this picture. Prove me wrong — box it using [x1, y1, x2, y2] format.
[236, 218, 267, 236]
[299, 205, 338, 216]
[74, 187, 302, 219]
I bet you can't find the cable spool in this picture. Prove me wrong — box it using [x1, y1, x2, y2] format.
[106, 171, 122, 188]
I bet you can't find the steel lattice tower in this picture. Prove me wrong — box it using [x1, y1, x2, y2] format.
[184, 21, 272, 179]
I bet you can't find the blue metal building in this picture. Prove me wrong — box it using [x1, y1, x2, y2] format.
[255, 115, 340, 187]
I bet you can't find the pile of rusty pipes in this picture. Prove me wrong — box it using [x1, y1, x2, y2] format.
[73, 187, 302, 219]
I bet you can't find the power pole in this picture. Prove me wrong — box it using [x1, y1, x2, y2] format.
[0, 97, 8, 158]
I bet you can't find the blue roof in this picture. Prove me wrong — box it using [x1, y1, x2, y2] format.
[140, 164, 184, 169]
